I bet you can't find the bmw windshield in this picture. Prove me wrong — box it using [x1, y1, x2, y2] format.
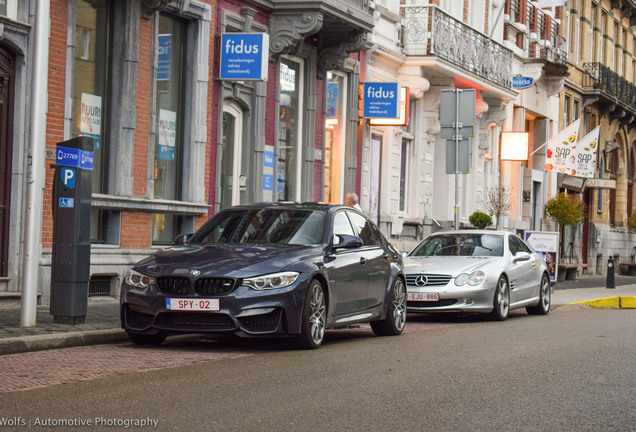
[190, 208, 326, 246]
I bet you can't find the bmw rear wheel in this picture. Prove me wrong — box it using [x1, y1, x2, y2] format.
[490, 276, 510, 321]
[295, 280, 326, 349]
[371, 277, 407, 336]
[526, 274, 551, 315]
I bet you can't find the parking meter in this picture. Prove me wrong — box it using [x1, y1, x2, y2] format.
[50, 136, 93, 324]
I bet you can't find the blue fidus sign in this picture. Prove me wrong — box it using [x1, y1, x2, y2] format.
[512, 75, 534, 89]
[219, 33, 269, 81]
[362, 82, 400, 118]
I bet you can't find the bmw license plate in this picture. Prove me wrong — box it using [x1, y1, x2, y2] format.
[166, 298, 220, 311]
[407, 292, 439, 302]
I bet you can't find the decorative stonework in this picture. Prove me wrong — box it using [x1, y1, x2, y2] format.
[141, 0, 170, 19]
[269, 12, 323, 55]
[317, 30, 366, 71]
[396, 64, 429, 99]
[482, 101, 508, 128]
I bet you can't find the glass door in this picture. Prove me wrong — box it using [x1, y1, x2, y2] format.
[220, 102, 243, 210]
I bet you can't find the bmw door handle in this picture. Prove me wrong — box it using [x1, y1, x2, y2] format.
[360, 257, 368, 265]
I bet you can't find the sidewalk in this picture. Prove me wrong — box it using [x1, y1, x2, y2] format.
[0, 275, 635, 356]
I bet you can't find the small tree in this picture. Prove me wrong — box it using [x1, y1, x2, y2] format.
[629, 212, 636, 231]
[545, 192, 586, 259]
[486, 187, 510, 228]
[469, 211, 493, 229]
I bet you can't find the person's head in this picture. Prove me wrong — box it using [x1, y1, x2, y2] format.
[345, 193, 359, 207]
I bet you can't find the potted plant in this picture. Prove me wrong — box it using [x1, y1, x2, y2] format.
[469, 211, 493, 230]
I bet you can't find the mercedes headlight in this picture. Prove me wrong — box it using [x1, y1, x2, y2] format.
[455, 270, 486, 286]
[243, 272, 299, 290]
[125, 269, 155, 289]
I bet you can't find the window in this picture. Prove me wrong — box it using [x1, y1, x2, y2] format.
[613, 21, 620, 73]
[324, 71, 347, 204]
[591, 3, 598, 62]
[152, 14, 187, 245]
[347, 211, 380, 246]
[569, 5, 578, 58]
[600, 11, 607, 65]
[564, 94, 572, 125]
[332, 210, 355, 245]
[72, 0, 113, 243]
[277, 57, 303, 202]
[573, 99, 580, 122]
[623, 29, 628, 77]
[399, 138, 411, 212]
[0, 1, 6, 15]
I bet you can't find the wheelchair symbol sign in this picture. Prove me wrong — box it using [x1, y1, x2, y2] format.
[61, 167, 75, 189]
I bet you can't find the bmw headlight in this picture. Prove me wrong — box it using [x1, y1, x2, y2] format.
[454, 270, 486, 286]
[124, 269, 155, 289]
[243, 272, 299, 290]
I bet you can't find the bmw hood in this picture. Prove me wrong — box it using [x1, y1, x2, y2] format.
[403, 255, 501, 276]
[134, 243, 319, 278]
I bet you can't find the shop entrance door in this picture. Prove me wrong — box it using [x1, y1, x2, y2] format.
[0, 46, 15, 277]
[220, 103, 243, 210]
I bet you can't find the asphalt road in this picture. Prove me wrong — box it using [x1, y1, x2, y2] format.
[1, 305, 634, 431]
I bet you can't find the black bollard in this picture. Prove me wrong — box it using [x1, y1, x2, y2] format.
[606, 256, 615, 289]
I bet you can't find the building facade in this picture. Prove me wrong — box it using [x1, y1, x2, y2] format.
[562, 0, 636, 275]
[362, 0, 566, 255]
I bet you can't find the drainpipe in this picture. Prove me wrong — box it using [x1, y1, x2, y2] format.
[21, 0, 50, 327]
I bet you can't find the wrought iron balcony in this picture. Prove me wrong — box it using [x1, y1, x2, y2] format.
[506, 0, 567, 66]
[583, 62, 636, 111]
[402, 5, 513, 89]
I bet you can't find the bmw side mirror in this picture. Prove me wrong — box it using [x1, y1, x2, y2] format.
[174, 233, 193, 245]
[333, 235, 363, 250]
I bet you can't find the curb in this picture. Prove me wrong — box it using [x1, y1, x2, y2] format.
[0, 329, 128, 356]
[569, 296, 636, 309]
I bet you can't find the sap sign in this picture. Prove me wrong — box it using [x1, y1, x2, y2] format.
[362, 83, 400, 119]
[219, 33, 269, 81]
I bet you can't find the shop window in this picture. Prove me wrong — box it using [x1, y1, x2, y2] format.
[72, 0, 114, 243]
[324, 71, 346, 204]
[152, 14, 186, 245]
[277, 57, 303, 202]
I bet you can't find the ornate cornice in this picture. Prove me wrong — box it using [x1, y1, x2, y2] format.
[269, 12, 323, 55]
[141, 0, 170, 19]
[317, 30, 366, 71]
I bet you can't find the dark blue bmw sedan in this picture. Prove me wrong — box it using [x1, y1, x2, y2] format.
[120, 202, 406, 348]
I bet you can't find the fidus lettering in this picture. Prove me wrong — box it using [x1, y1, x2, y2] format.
[366, 86, 395, 99]
[225, 39, 259, 54]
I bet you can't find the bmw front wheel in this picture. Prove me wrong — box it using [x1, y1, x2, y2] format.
[295, 279, 326, 349]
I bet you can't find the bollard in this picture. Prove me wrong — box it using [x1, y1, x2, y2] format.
[606, 255, 615, 289]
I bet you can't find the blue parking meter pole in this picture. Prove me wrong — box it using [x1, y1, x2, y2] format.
[50, 136, 93, 324]
[606, 255, 615, 289]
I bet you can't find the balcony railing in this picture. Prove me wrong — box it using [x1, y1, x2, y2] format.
[402, 5, 513, 89]
[506, 0, 567, 64]
[583, 63, 636, 109]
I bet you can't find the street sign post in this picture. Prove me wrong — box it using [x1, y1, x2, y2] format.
[439, 89, 476, 229]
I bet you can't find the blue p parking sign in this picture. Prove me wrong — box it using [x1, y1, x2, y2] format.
[61, 167, 76, 189]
